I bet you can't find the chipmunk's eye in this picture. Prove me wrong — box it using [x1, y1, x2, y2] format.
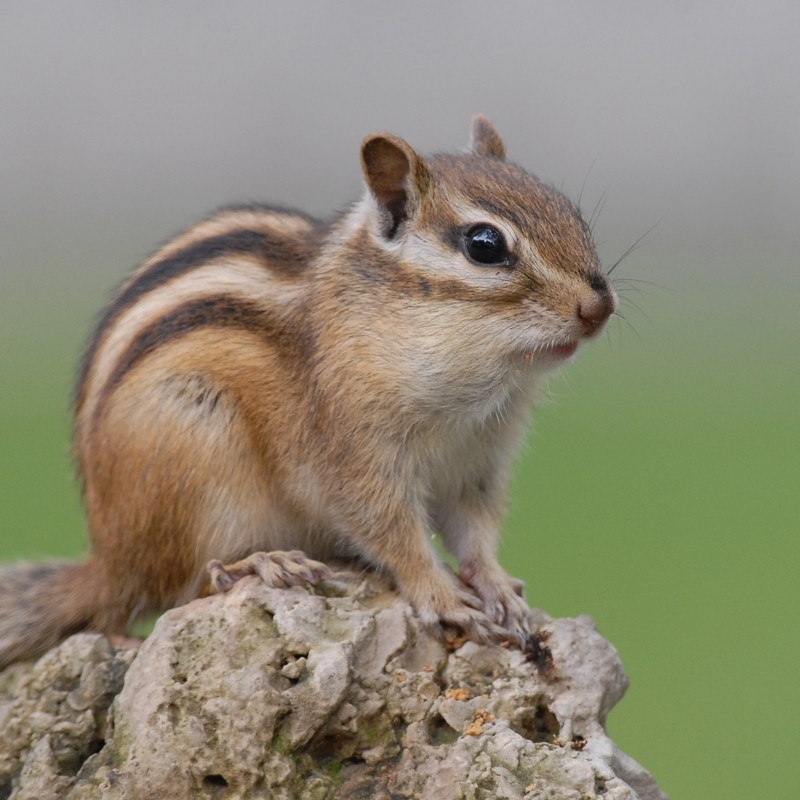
[464, 225, 510, 266]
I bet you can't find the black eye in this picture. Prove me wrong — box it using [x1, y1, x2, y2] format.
[464, 225, 510, 266]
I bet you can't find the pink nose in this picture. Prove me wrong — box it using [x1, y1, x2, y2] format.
[577, 291, 615, 336]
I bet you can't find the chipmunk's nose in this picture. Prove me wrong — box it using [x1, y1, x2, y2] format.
[577, 282, 615, 337]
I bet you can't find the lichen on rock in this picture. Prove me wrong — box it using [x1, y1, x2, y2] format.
[0, 570, 667, 799]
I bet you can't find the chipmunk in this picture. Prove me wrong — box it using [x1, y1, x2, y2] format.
[0, 116, 616, 668]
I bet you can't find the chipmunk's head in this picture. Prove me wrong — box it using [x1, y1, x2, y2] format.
[358, 116, 616, 375]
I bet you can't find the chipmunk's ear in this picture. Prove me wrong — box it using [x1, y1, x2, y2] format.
[468, 114, 506, 160]
[361, 134, 430, 238]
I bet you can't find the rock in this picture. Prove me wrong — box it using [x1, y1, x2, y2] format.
[0, 570, 668, 799]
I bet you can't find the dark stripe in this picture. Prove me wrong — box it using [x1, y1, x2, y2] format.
[74, 223, 317, 411]
[97, 295, 283, 409]
[348, 227, 526, 303]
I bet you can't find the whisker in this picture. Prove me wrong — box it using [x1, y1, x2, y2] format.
[617, 294, 649, 319]
[612, 276, 669, 292]
[613, 284, 650, 300]
[611, 309, 642, 343]
[577, 149, 605, 214]
[588, 189, 609, 234]
[607, 215, 665, 275]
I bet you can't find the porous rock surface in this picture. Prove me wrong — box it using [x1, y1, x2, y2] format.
[0, 570, 667, 800]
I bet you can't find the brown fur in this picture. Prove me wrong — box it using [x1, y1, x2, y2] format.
[0, 116, 616, 667]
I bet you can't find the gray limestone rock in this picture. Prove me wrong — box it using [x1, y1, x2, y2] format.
[0, 570, 668, 800]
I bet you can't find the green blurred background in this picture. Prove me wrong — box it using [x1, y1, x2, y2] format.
[1, 3, 797, 798]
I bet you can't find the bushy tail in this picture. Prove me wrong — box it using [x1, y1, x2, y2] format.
[0, 560, 101, 669]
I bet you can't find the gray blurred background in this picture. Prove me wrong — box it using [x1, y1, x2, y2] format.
[2, 0, 797, 286]
[1, 3, 798, 798]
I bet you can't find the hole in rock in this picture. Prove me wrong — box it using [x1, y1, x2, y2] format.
[203, 774, 229, 791]
[514, 703, 561, 743]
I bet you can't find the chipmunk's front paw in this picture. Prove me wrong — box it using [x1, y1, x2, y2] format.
[208, 550, 331, 593]
[459, 562, 531, 648]
[409, 569, 505, 644]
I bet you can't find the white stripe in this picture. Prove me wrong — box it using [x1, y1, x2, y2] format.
[80, 259, 304, 426]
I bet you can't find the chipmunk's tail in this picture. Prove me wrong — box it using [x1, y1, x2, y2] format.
[0, 560, 102, 669]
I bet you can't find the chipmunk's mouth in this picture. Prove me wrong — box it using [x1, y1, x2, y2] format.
[518, 340, 578, 364]
[536, 341, 579, 360]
